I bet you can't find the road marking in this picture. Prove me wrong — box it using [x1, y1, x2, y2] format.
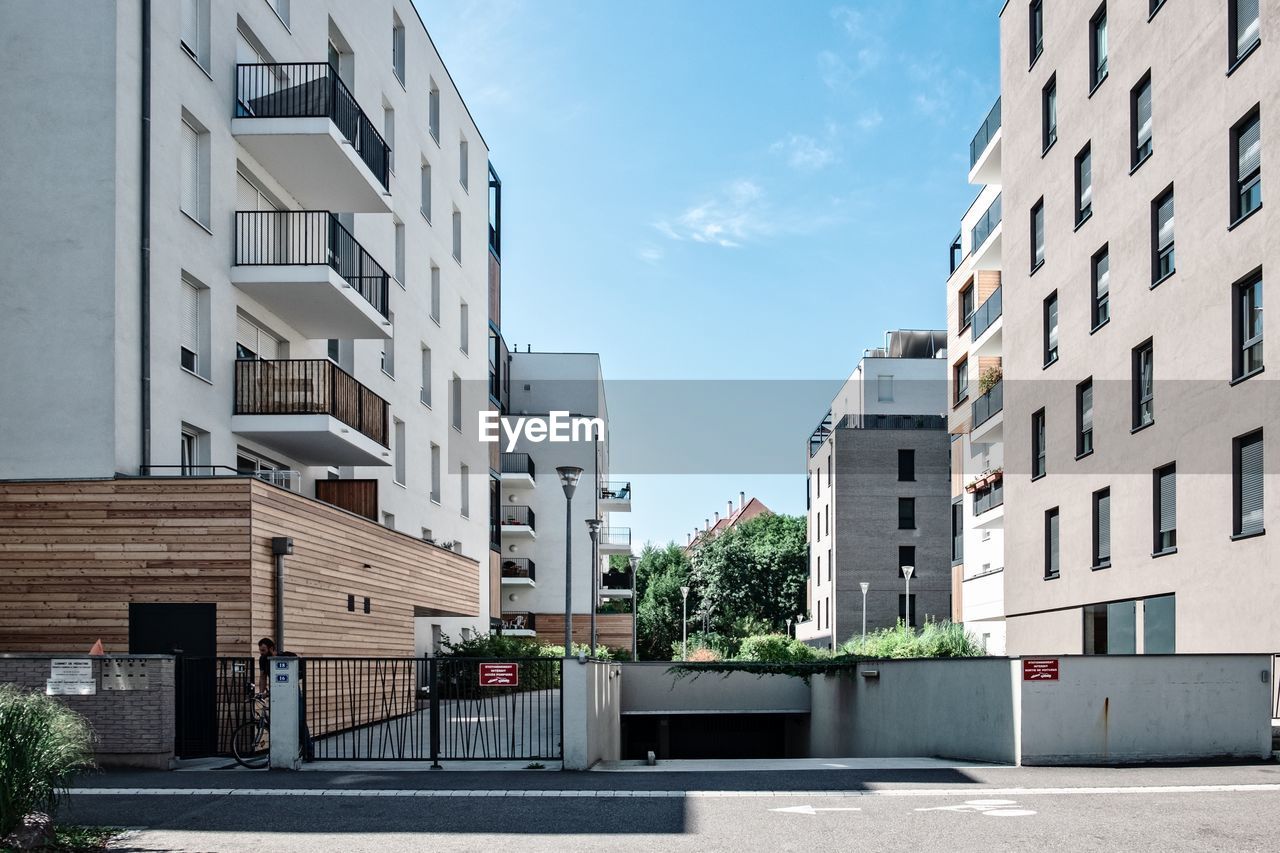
[67, 783, 1280, 799]
[916, 799, 1037, 817]
[770, 805, 863, 815]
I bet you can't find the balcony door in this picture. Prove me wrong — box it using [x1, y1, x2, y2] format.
[235, 313, 282, 361]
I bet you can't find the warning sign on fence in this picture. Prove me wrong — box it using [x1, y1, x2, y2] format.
[479, 663, 519, 687]
[1022, 658, 1060, 681]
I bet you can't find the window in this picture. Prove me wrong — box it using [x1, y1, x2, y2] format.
[1234, 430, 1264, 537]
[1092, 488, 1111, 567]
[1133, 339, 1154, 428]
[460, 301, 469, 354]
[898, 497, 916, 530]
[179, 0, 210, 69]
[384, 105, 396, 173]
[1232, 109, 1262, 222]
[1152, 187, 1175, 283]
[430, 443, 442, 503]
[394, 220, 405, 286]
[1131, 73, 1153, 167]
[1154, 463, 1177, 554]
[452, 209, 462, 262]
[382, 310, 395, 376]
[953, 357, 969, 405]
[877, 375, 894, 402]
[1084, 600, 1136, 655]
[271, 0, 290, 28]
[1091, 246, 1110, 329]
[1075, 143, 1092, 224]
[898, 594, 917, 628]
[1043, 291, 1059, 365]
[420, 160, 432, 222]
[1235, 271, 1263, 380]
[393, 418, 406, 485]
[179, 113, 211, 227]
[179, 425, 208, 475]
[428, 81, 441, 142]
[235, 313, 281, 360]
[1042, 76, 1057, 152]
[1077, 379, 1094, 457]
[816, 553, 822, 587]
[1090, 4, 1108, 89]
[420, 345, 432, 406]
[382, 512, 396, 530]
[1143, 595, 1176, 654]
[1029, 0, 1044, 65]
[951, 499, 964, 563]
[430, 265, 441, 322]
[459, 138, 469, 190]
[451, 375, 462, 431]
[1231, 0, 1261, 67]
[1031, 198, 1045, 271]
[460, 464, 470, 518]
[898, 546, 916, 578]
[392, 14, 405, 85]
[897, 448, 915, 482]
[1044, 508, 1060, 578]
[1032, 409, 1047, 479]
[959, 281, 975, 330]
[180, 275, 209, 379]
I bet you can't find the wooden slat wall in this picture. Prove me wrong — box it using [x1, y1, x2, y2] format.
[534, 613, 634, 654]
[314, 479, 378, 521]
[975, 269, 1001, 302]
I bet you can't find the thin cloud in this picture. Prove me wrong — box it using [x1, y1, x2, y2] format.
[856, 109, 883, 131]
[655, 180, 848, 249]
[771, 133, 838, 172]
[637, 245, 665, 264]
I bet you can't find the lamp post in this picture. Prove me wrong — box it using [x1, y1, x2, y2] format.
[556, 466, 583, 653]
[902, 566, 914, 630]
[585, 518, 601, 658]
[786, 617, 793, 639]
[859, 581, 870, 642]
[628, 553, 638, 661]
[680, 585, 690, 660]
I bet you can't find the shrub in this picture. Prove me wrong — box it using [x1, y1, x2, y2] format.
[0, 685, 94, 837]
[840, 620, 985, 659]
[738, 634, 816, 663]
[685, 647, 723, 662]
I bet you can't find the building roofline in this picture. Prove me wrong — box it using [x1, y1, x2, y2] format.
[406, 2, 489, 151]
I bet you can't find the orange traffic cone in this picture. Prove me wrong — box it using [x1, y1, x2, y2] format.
[88, 639, 105, 656]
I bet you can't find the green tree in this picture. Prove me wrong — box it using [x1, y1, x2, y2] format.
[633, 542, 693, 660]
[690, 513, 808, 636]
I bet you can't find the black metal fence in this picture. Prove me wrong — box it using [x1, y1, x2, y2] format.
[234, 210, 390, 318]
[233, 358, 389, 446]
[500, 452, 536, 478]
[501, 504, 535, 529]
[302, 657, 562, 762]
[501, 557, 536, 581]
[235, 62, 390, 188]
[174, 657, 256, 758]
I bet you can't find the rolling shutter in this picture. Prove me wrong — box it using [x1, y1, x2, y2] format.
[1096, 491, 1110, 562]
[1239, 115, 1261, 179]
[1158, 467, 1177, 536]
[180, 0, 198, 53]
[1239, 434, 1264, 534]
[1136, 82, 1152, 150]
[1033, 206, 1045, 264]
[236, 315, 279, 361]
[1079, 151, 1092, 209]
[1095, 253, 1109, 300]
[1047, 510, 1059, 576]
[1237, 0, 1260, 57]
[180, 120, 200, 217]
[1157, 194, 1175, 251]
[181, 280, 200, 362]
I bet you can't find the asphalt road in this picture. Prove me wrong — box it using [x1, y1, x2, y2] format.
[68, 763, 1280, 852]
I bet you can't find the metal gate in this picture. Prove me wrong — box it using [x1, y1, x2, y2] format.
[303, 657, 562, 762]
[174, 656, 256, 757]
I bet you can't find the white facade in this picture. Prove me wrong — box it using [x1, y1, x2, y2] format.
[0, 1, 496, 640]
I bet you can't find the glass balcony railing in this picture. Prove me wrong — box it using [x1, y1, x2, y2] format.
[971, 286, 1002, 341]
[970, 193, 1002, 254]
[969, 97, 1001, 169]
[971, 379, 1004, 429]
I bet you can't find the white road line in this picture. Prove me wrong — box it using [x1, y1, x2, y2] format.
[67, 783, 1280, 799]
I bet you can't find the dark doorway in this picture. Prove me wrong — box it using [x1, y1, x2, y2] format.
[128, 603, 217, 757]
[621, 713, 808, 760]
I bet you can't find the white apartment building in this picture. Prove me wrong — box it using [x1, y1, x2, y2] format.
[495, 352, 635, 653]
[0, 0, 498, 647]
[945, 99, 1007, 656]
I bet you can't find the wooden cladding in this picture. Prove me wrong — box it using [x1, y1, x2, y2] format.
[234, 359, 389, 447]
[975, 269, 1001, 302]
[534, 613, 634, 654]
[315, 479, 378, 521]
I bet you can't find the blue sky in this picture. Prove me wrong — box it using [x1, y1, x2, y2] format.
[416, 0, 1003, 548]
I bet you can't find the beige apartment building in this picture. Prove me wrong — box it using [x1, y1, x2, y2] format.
[1000, 0, 1277, 654]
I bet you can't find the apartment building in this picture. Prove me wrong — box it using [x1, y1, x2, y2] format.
[495, 352, 635, 653]
[999, 0, 1278, 654]
[797, 331, 951, 650]
[944, 100, 1008, 655]
[684, 493, 772, 554]
[0, 0, 498, 656]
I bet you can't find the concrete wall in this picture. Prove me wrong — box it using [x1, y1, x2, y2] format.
[1019, 655, 1274, 765]
[0, 655, 175, 768]
[808, 659, 1018, 764]
[619, 662, 811, 714]
[562, 658, 621, 770]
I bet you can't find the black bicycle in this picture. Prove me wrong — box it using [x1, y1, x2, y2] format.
[231, 687, 270, 769]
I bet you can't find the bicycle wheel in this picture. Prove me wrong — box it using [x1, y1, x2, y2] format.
[231, 718, 270, 769]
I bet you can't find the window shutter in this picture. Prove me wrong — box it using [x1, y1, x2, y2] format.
[236, 314, 258, 356]
[180, 0, 198, 52]
[1048, 512, 1060, 575]
[1136, 83, 1152, 148]
[1237, 0, 1261, 56]
[421, 163, 432, 221]
[1034, 207, 1045, 263]
[1096, 492, 1111, 561]
[1079, 153, 1092, 207]
[1159, 468, 1177, 535]
[1157, 195, 1174, 250]
[1082, 384, 1093, 432]
[1239, 116, 1261, 179]
[1240, 434, 1264, 533]
[181, 280, 200, 359]
[1047, 298, 1058, 351]
[1096, 253, 1110, 300]
[180, 120, 199, 216]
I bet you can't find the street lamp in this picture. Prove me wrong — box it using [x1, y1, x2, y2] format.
[901, 566, 914, 631]
[786, 617, 793, 639]
[859, 581, 870, 642]
[680, 585, 690, 660]
[628, 553, 639, 660]
[556, 466, 583, 653]
[585, 518, 601, 658]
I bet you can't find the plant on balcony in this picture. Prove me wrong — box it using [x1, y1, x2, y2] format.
[964, 467, 1004, 493]
[978, 363, 1003, 395]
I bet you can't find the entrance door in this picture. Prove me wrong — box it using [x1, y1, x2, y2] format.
[128, 603, 218, 757]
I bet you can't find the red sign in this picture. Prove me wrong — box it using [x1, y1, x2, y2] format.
[1023, 658, 1060, 681]
[478, 662, 519, 687]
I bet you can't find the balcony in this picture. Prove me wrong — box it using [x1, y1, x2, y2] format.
[599, 480, 632, 513]
[499, 612, 536, 636]
[501, 505, 536, 539]
[971, 286, 1003, 358]
[231, 211, 391, 340]
[233, 63, 391, 213]
[972, 479, 1004, 516]
[315, 479, 379, 521]
[499, 452, 536, 488]
[970, 193, 1002, 271]
[968, 97, 1002, 185]
[231, 359, 391, 467]
[500, 557, 536, 587]
[970, 379, 1004, 444]
[601, 568, 634, 596]
[598, 527, 631, 555]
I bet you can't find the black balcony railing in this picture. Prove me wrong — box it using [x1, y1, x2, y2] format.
[601, 569, 633, 590]
[599, 527, 631, 549]
[599, 481, 631, 501]
[501, 505, 535, 529]
[969, 97, 1002, 169]
[234, 210, 390, 318]
[500, 452, 535, 478]
[235, 62, 390, 189]
[234, 358, 389, 447]
[970, 193, 1002, 253]
[973, 480, 1004, 515]
[836, 414, 947, 431]
[501, 558, 536, 582]
[971, 379, 1004, 429]
[971, 286, 1002, 341]
[500, 612, 535, 632]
